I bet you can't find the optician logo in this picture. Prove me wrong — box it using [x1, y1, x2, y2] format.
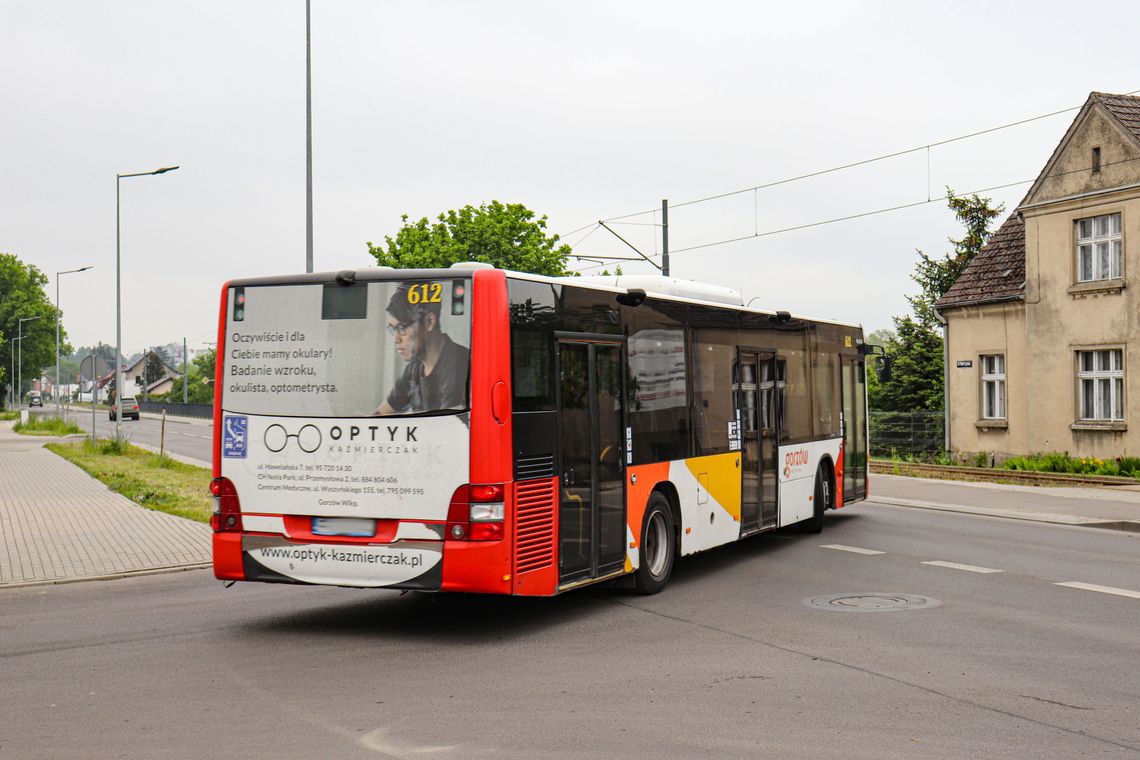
[263, 423, 322, 453]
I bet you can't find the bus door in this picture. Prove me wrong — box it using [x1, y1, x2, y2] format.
[556, 336, 626, 584]
[841, 358, 867, 501]
[736, 350, 780, 533]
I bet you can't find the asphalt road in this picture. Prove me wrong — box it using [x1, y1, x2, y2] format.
[63, 408, 213, 465]
[3, 504, 1138, 759]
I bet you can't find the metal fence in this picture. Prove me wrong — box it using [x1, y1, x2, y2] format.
[869, 410, 945, 458]
[138, 401, 213, 419]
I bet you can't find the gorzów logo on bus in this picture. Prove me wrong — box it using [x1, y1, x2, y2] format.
[783, 448, 811, 479]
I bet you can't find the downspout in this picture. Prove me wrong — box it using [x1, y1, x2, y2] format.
[936, 306, 950, 455]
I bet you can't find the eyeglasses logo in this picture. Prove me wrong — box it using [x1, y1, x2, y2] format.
[264, 423, 322, 453]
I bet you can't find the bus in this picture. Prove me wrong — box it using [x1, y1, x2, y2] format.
[211, 265, 869, 595]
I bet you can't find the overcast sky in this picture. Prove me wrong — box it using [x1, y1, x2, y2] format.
[2, 1, 1137, 354]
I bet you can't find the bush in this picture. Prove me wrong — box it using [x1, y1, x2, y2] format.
[1001, 451, 1140, 478]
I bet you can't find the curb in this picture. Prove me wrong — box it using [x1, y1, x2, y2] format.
[871, 496, 1140, 533]
[0, 562, 212, 590]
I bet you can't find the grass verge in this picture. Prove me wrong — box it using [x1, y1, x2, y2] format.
[46, 438, 212, 523]
[14, 415, 82, 436]
[1, 410, 20, 421]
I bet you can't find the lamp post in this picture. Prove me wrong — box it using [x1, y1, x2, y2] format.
[56, 266, 93, 414]
[116, 165, 178, 443]
[17, 315, 41, 407]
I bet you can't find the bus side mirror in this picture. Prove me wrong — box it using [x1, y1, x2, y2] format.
[616, 288, 646, 307]
[876, 356, 893, 383]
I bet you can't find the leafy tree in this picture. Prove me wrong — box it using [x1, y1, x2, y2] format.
[182, 349, 216, 405]
[144, 351, 169, 387]
[0, 253, 68, 407]
[70, 343, 121, 365]
[368, 201, 572, 275]
[874, 190, 1003, 412]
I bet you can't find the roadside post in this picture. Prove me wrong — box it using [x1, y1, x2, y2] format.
[80, 354, 109, 445]
[160, 408, 166, 458]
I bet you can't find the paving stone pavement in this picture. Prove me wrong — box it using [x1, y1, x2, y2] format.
[0, 423, 210, 587]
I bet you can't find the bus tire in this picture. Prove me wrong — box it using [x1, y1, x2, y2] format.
[799, 467, 829, 534]
[634, 492, 675, 595]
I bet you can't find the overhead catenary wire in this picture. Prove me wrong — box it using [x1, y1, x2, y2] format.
[568, 151, 1140, 274]
[583, 90, 1138, 228]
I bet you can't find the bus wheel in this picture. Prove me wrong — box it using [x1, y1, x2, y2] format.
[635, 492, 675, 595]
[799, 467, 828, 534]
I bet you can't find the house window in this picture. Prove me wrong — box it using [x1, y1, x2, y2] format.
[1092, 146, 1102, 173]
[1076, 213, 1122, 282]
[981, 355, 1005, 419]
[1077, 349, 1124, 421]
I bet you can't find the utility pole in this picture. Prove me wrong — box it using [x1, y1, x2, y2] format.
[183, 337, 188, 404]
[661, 199, 670, 277]
[305, 0, 314, 273]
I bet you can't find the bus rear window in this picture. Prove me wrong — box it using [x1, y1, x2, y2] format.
[223, 279, 471, 417]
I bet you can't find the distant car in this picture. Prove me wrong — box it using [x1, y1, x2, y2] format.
[28, 393, 43, 407]
[110, 397, 140, 421]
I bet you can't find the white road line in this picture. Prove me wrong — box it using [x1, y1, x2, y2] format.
[922, 560, 1002, 574]
[820, 544, 885, 555]
[1054, 582, 1140, 599]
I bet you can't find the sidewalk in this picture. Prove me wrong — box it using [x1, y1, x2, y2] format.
[0, 422, 211, 588]
[870, 473, 1140, 532]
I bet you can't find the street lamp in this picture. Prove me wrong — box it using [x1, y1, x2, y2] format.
[56, 266, 93, 414]
[17, 315, 42, 407]
[116, 165, 178, 443]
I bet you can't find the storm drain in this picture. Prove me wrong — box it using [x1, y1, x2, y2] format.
[804, 593, 941, 612]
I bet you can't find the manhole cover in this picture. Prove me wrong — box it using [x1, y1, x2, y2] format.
[804, 593, 940, 612]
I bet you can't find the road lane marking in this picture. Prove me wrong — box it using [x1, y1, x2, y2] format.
[922, 560, 1002, 574]
[820, 544, 885, 555]
[1055, 582, 1140, 599]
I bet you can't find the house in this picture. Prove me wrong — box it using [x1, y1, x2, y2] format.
[937, 91, 1140, 461]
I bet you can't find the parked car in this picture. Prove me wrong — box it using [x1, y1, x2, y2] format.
[28, 392, 43, 407]
[109, 397, 140, 421]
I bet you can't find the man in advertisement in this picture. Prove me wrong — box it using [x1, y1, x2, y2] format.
[375, 282, 469, 415]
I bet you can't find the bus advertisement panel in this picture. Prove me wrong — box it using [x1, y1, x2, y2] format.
[214, 276, 474, 589]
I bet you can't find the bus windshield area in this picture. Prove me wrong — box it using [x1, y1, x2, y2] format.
[223, 278, 471, 418]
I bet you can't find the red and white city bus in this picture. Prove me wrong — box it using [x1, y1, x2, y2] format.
[211, 265, 869, 595]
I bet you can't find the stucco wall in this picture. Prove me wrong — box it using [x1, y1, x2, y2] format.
[944, 302, 1026, 460]
[1022, 188, 1140, 457]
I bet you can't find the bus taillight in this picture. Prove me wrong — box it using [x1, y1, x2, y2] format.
[446, 484, 505, 542]
[210, 477, 243, 533]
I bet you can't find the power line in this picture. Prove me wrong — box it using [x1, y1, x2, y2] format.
[569, 152, 1140, 274]
[566, 89, 1138, 231]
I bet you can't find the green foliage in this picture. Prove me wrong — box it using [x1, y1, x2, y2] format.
[0, 252, 68, 407]
[182, 349, 216, 405]
[13, 415, 81, 436]
[367, 201, 572, 275]
[973, 451, 989, 468]
[1002, 452, 1140, 478]
[873, 190, 1003, 413]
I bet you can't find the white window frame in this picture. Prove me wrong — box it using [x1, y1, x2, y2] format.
[1076, 213, 1122, 283]
[1076, 349, 1124, 421]
[980, 354, 1006, 420]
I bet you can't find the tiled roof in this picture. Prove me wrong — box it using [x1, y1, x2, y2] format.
[936, 213, 1025, 310]
[1095, 91, 1140, 142]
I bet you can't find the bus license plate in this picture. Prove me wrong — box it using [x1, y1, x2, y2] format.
[312, 517, 376, 537]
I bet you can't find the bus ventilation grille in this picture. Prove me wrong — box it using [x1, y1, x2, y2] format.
[515, 453, 555, 480]
[514, 478, 556, 574]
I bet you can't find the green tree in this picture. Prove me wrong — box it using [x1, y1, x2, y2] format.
[368, 201, 572, 275]
[182, 349, 216, 405]
[0, 253, 69, 407]
[144, 351, 169, 387]
[874, 190, 1003, 412]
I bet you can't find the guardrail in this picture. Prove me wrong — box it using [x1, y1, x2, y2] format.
[872, 460, 1140, 487]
